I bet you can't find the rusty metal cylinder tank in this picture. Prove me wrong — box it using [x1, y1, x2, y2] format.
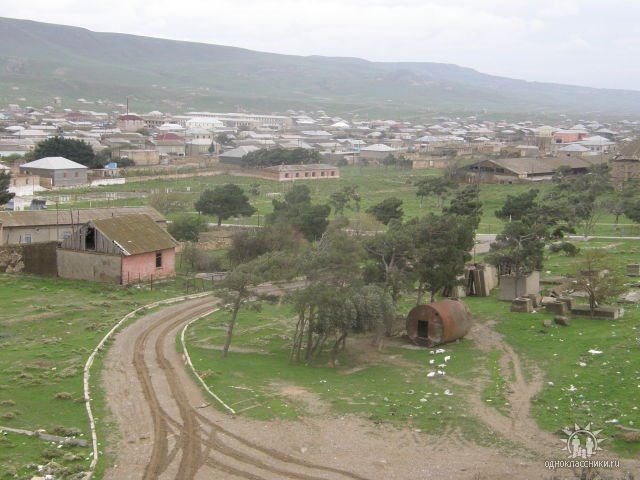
[406, 299, 473, 347]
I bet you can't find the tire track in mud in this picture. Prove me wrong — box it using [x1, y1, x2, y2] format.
[116, 296, 370, 480]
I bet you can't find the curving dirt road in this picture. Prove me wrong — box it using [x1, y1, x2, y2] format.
[102, 298, 634, 479]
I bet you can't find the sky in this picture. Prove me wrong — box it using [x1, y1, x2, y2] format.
[2, 0, 640, 90]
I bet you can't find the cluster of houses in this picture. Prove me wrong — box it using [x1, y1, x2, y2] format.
[1, 102, 640, 287]
[0, 205, 177, 285]
[1, 103, 640, 202]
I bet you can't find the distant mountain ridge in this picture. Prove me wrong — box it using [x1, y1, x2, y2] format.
[1, 16, 640, 116]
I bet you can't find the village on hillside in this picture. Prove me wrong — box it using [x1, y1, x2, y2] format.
[1, 104, 639, 197]
[2, 101, 640, 480]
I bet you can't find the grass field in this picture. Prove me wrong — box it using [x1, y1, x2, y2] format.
[41, 165, 640, 237]
[0, 274, 211, 479]
[185, 239, 640, 457]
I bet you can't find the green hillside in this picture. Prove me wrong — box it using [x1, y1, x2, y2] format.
[1, 16, 640, 116]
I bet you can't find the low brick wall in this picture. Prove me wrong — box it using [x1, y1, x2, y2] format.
[57, 249, 122, 284]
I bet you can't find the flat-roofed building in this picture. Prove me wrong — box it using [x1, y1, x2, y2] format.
[261, 164, 339, 181]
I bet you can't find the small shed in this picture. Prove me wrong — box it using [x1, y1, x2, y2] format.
[406, 299, 473, 347]
[57, 213, 177, 285]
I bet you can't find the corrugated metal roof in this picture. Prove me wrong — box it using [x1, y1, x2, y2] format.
[21, 156, 88, 170]
[473, 156, 605, 176]
[0, 207, 165, 228]
[92, 214, 176, 256]
[219, 146, 259, 158]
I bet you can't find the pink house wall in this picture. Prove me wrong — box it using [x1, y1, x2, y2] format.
[553, 132, 588, 144]
[121, 248, 175, 285]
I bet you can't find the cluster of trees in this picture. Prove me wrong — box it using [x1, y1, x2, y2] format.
[415, 176, 457, 208]
[179, 164, 640, 361]
[486, 168, 629, 312]
[32, 137, 101, 168]
[241, 148, 320, 168]
[220, 221, 396, 364]
[364, 186, 481, 304]
[212, 181, 483, 364]
[267, 185, 331, 241]
[195, 184, 256, 226]
[24, 137, 137, 169]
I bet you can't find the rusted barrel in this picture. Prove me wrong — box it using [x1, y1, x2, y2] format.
[406, 299, 473, 347]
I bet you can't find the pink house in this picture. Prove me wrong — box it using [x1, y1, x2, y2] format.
[553, 129, 588, 144]
[57, 214, 177, 285]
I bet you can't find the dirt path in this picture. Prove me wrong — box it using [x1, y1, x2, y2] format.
[467, 320, 640, 480]
[102, 297, 565, 479]
[467, 321, 559, 456]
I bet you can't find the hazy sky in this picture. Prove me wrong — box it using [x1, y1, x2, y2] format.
[2, 0, 640, 90]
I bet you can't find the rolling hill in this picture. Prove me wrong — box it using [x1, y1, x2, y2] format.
[1, 16, 640, 117]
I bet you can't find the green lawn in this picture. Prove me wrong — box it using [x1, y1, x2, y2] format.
[0, 274, 209, 479]
[41, 166, 640, 236]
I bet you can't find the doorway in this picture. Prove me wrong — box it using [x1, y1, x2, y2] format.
[417, 320, 429, 339]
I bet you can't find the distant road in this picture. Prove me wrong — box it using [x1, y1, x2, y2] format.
[474, 233, 640, 256]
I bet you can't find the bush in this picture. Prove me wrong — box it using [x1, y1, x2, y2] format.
[168, 215, 206, 242]
[549, 242, 580, 256]
[182, 243, 226, 272]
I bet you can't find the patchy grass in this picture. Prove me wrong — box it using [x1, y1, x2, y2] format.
[482, 349, 510, 415]
[467, 238, 640, 457]
[0, 273, 203, 479]
[186, 238, 640, 457]
[186, 303, 514, 450]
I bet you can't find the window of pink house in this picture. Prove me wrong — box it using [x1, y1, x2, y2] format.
[155, 252, 162, 268]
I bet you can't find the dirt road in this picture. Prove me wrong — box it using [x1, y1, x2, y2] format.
[102, 297, 616, 479]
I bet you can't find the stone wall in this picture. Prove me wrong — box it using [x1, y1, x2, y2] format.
[0, 242, 58, 275]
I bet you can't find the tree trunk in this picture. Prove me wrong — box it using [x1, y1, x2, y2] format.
[589, 292, 596, 317]
[217, 216, 222, 227]
[430, 289, 436, 303]
[223, 295, 242, 357]
[416, 279, 424, 305]
[329, 333, 347, 367]
[305, 307, 315, 365]
[289, 311, 305, 363]
[311, 334, 328, 365]
[384, 252, 395, 292]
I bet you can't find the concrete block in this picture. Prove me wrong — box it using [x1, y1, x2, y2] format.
[545, 301, 569, 315]
[627, 264, 640, 275]
[527, 293, 542, 308]
[557, 296, 574, 310]
[571, 305, 625, 319]
[498, 271, 541, 301]
[511, 297, 533, 313]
